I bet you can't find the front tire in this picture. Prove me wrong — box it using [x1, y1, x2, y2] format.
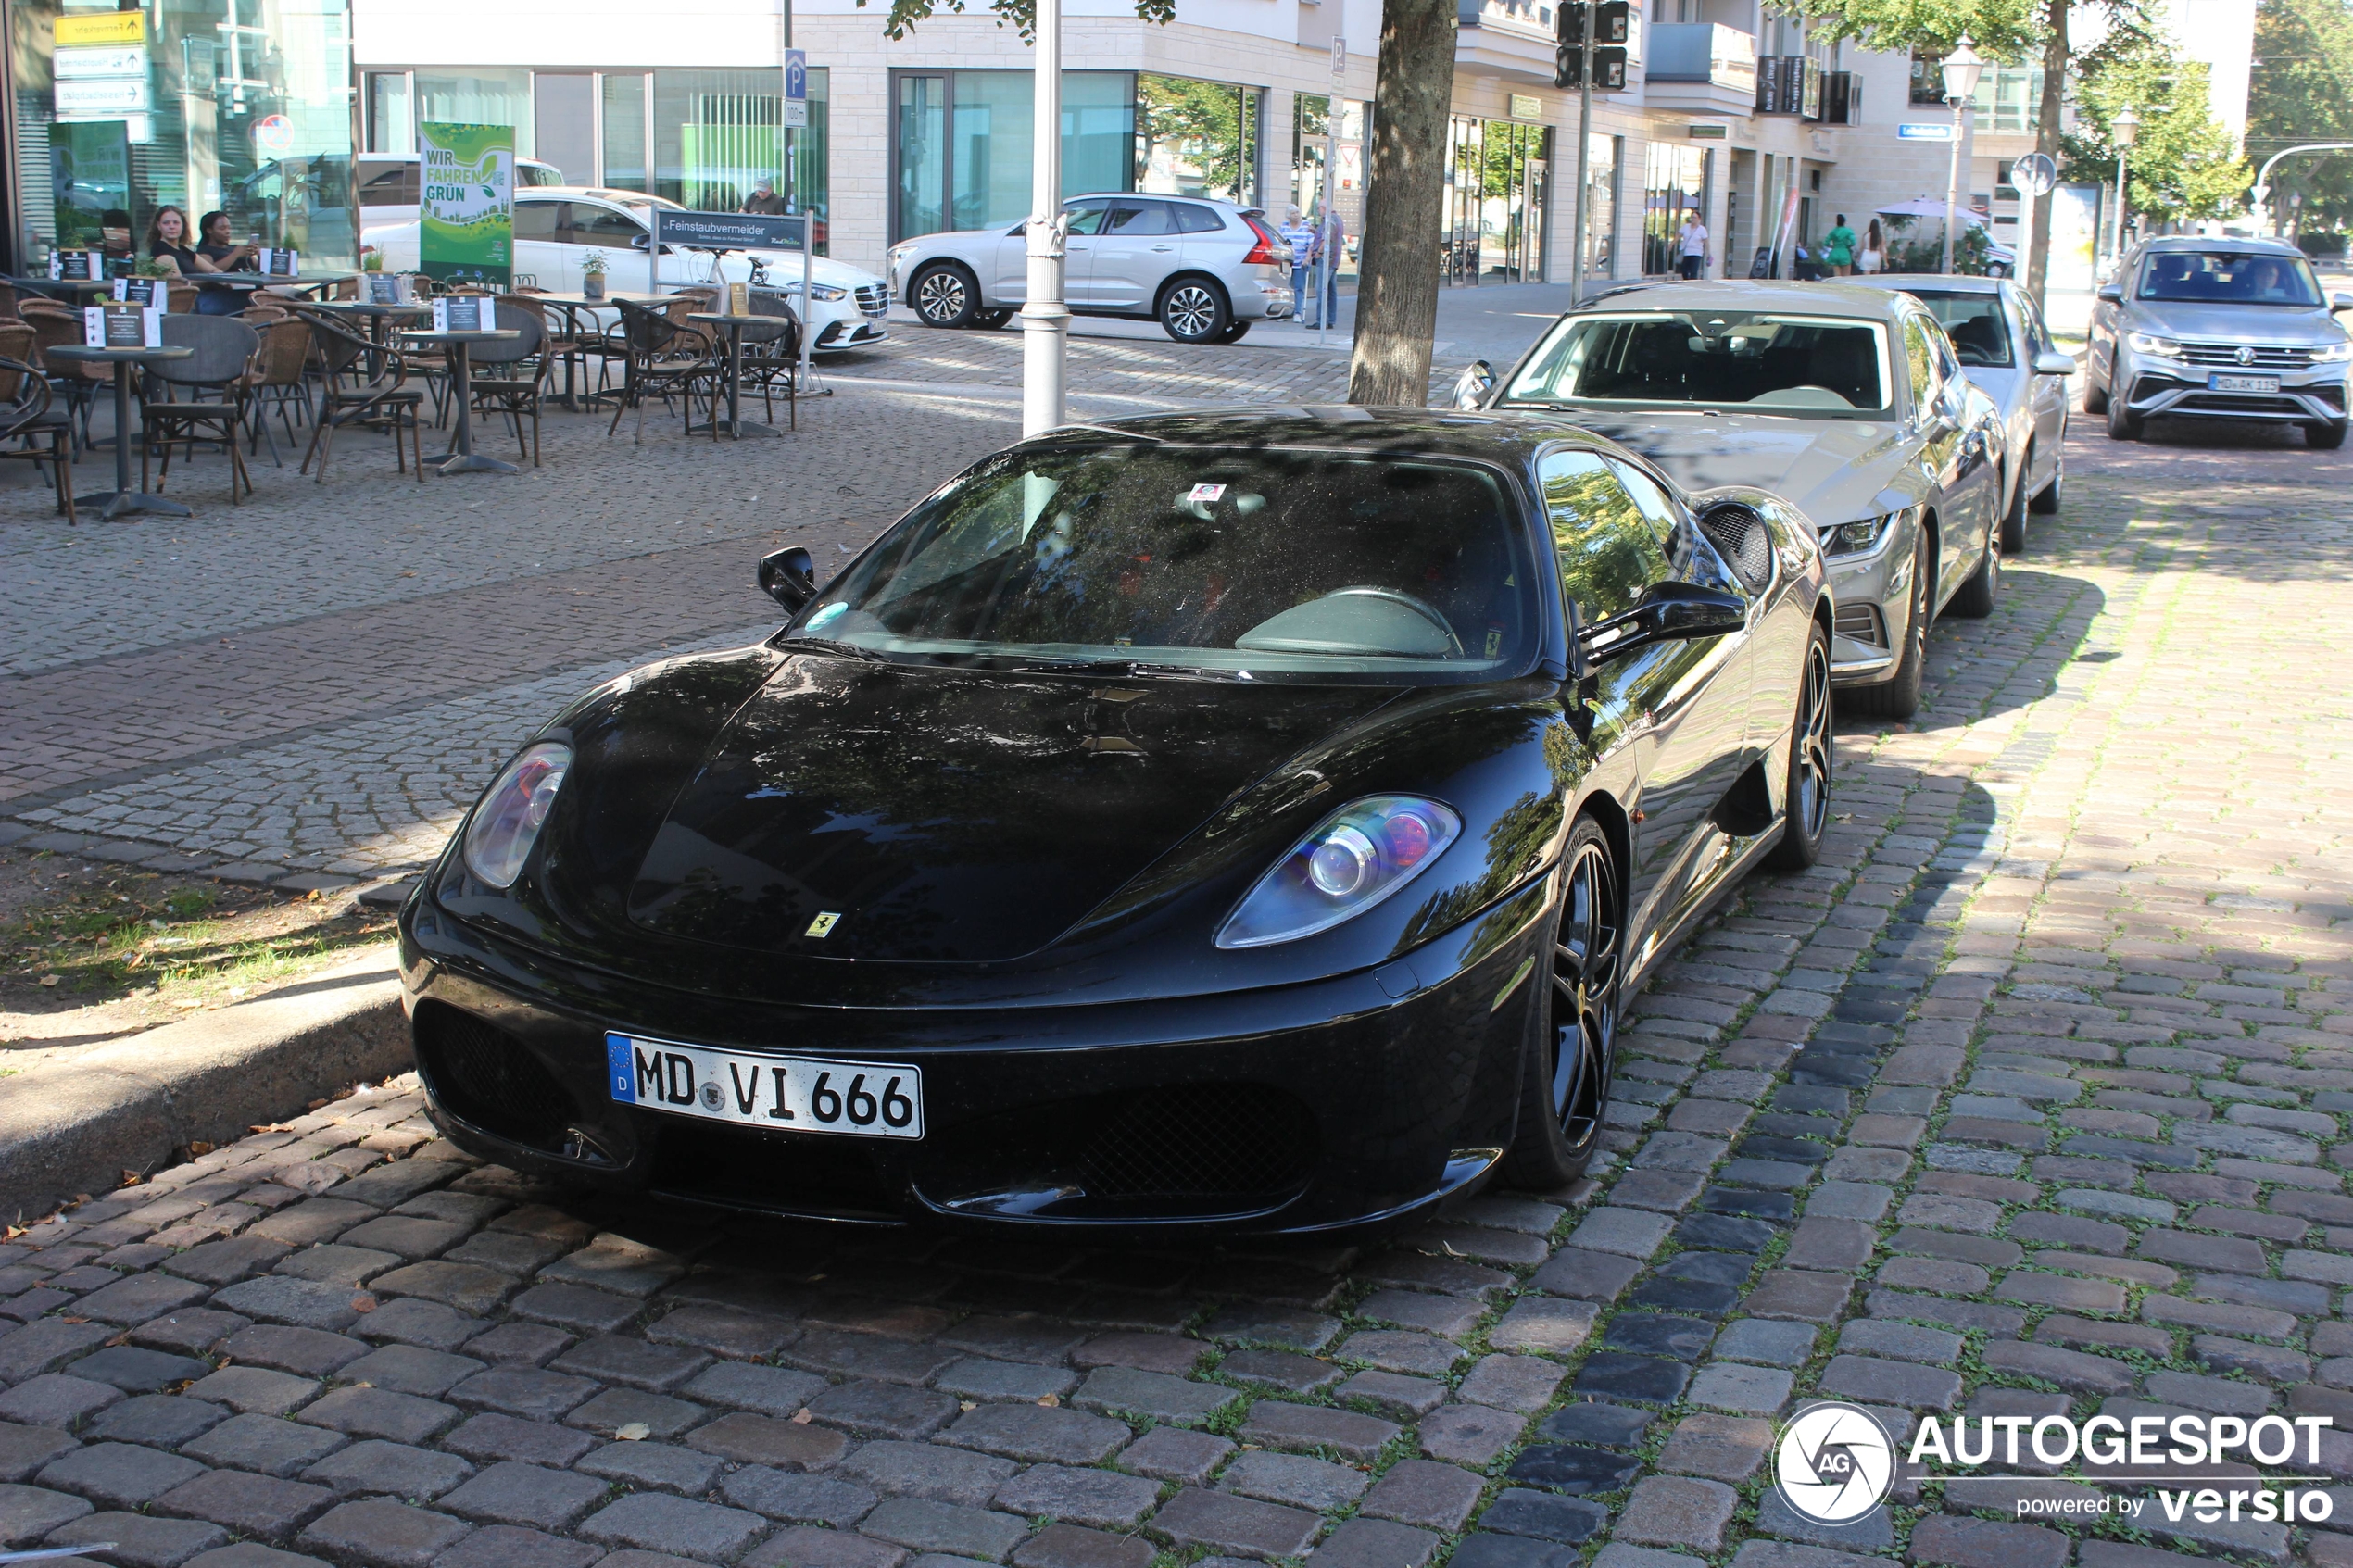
[1950, 533, 2000, 618]
[1503, 817, 1621, 1189]
[1765, 621, 1833, 872]
[2082, 361, 2110, 415]
[2029, 445, 2063, 515]
[912, 264, 980, 329]
[1159, 278, 1230, 344]
[2106, 390, 2143, 441]
[1212, 321, 1252, 344]
[1841, 528, 1930, 720]
[2306, 420, 2347, 449]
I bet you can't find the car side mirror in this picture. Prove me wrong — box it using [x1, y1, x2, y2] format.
[1578, 581, 1746, 666]
[2332, 291, 2353, 312]
[2096, 282, 2123, 303]
[2032, 348, 2078, 376]
[1453, 359, 1496, 410]
[759, 546, 817, 611]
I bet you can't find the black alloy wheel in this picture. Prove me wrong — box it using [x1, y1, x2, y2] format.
[1160, 279, 1230, 344]
[1504, 817, 1620, 1185]
[1842, 529, 1930, 720]
[912, 264, 979, 329]
[1766, 621, 1834, 872]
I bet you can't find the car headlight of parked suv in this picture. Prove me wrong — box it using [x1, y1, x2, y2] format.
[1819, 513, 1896, 558]
[2310, 340, 2353, 363]
[2127, 332, 2185, 359]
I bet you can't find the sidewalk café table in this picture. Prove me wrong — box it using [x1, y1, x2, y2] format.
[312, 297, 430, 344]
[686, 310, 786, 439]
[530, 291, 673, 410]
[194, 271, 360, 301]
[45, 343, 196, 520]
[9, 274, 118, 302]
[396, 326, 523, 475]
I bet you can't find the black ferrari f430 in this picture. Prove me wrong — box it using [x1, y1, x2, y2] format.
[400, 410, 1833, 1236]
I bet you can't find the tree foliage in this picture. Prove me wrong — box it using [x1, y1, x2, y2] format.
[859, 0, 1170, 44]
[2062, 36, 2251, 224]
[1771, 0, 2040, 59]
[2247, 0, 2353, 231]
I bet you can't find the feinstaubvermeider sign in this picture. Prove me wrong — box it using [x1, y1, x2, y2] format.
[652, 210, 811, 252]
[418, 121, 513, 286]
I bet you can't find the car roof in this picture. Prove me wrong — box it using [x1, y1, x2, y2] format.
[528, 187, 682, 208]
[1569, 280, 1908, 320]
[1020, 407, 1640, 466]
[1068, 191, 1237, 210]
[1845, 274, 2005, 295]
[2141, 234, 2305, 257]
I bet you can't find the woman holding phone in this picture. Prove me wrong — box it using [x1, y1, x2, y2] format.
[196, 210, 261, 272]
[147, 207, 252, 313]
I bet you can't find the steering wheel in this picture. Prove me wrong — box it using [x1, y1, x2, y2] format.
[1316, 587, 1464, 655]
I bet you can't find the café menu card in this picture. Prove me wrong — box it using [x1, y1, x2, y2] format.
[431, 295, 493, 332]
[51, 251, 101, 281]
[82, 304, 164, 349]
[112, 277, 160, 306]
[259, 248, 300, 276]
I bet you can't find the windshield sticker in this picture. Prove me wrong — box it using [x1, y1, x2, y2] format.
[1188, 483, 1227, 503]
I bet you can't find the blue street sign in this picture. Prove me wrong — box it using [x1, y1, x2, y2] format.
[786, 49, 806, 101]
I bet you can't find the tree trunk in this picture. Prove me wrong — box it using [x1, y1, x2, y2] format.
[1347, 0, 1454, 406]
[2025, 0, 2066, 302]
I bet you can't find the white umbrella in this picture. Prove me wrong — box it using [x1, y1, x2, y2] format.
[1877, 197, 1989, 225]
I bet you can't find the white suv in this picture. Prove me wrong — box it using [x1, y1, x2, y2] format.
[887, 194, 1294, 345]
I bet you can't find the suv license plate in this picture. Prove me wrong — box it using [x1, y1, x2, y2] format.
[2209, 372, 2280, 393]
[607, 1032, 924, 1139]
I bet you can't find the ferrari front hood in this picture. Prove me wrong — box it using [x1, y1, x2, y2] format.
[623, 653, 1395, 963]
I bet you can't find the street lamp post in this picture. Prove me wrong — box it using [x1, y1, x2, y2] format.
[1939, 36, 1984, 275]
[2109, 107, 2140, 270]
[1019, 0, 1067, 436]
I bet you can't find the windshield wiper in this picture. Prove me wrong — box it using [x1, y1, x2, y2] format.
[779, 635, 890, 661]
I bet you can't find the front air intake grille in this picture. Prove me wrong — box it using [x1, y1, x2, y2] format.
[413, 1004, 577, 1152]
[855, 283, 889, 319]
[1077, 1085, 1316, 1201]
[1833, 601, 1886, 648]
[648, 1120, 899, 1221]
[2179, 342, 2311, 370]
[1699, 505, 1774, 592]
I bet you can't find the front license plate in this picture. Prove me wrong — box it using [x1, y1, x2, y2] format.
[606, 1032, 924, 1139]
[2209, 372, 2281, 393]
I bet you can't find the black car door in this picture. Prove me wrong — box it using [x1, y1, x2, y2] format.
[1541, 448, 1750, 959]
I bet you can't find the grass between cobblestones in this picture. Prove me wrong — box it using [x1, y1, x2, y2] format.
[0, 450, 2344, 1568]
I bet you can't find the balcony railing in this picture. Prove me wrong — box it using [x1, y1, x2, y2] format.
[1646, 22, 1755, 88]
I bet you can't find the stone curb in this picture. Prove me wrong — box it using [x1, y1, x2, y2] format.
[0, 943, 409, 1223]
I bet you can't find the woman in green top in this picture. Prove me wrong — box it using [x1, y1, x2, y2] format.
[1823, 214, 1857, 277]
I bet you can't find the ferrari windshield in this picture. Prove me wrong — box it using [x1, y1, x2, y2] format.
[1503, 311, 1894, 416]
[786, 444, 1541, 681]
[2138, 251, 2323, 307]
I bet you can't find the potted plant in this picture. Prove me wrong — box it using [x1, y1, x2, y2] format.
[361, 246, 384, 273]
[583, 250, 609, 301]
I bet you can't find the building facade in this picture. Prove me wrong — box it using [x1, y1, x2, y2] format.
[6, 0, 359, 271]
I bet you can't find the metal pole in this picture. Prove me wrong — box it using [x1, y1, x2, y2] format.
[2110, 146, 2125, 265]
[1941, 94, 1964, 274]
[1320, 38, 1341, 345]
[800, 212, 814, 394]
[1019, 0, 1066, 435]
[1569, 3, 1592, 305]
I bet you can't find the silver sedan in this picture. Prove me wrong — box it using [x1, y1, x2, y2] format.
[886, 193, 1294, 345]
[1849, 274, 2076, 552]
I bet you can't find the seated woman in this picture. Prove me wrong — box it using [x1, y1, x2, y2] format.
[145, 206, 247, 314]
[196, 210, 260, 274]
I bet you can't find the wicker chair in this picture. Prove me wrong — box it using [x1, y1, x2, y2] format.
[736, 291, 803, 433]
[237, 317, 316, 465]
[140, 314, 260, 504]
[605, 299, 721, 444]
[19, 301, 105, 449]
[0, 282, 19, 320]
[0, 335, 75, 521]
[290, 306, 426, 482]
[468, 301, 549, 466]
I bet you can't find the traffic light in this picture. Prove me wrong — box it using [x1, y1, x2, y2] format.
[1554, 41, 1628, 88]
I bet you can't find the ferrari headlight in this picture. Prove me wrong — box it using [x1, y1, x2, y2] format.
[1215, 796, 1462, 949]
[462, 742, 572, 889]
[2127, 332, 2184, 358]
[1819, 514, 1894, 558]
[2311, 340, 2353, 363]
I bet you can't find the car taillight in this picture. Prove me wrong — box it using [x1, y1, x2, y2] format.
[1241, 216, 1282, 267]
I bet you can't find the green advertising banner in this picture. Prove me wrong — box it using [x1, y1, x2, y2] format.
[418, 121, 513, 285]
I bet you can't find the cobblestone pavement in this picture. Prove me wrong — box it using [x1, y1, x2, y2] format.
[0, 420, 2348, 1568]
